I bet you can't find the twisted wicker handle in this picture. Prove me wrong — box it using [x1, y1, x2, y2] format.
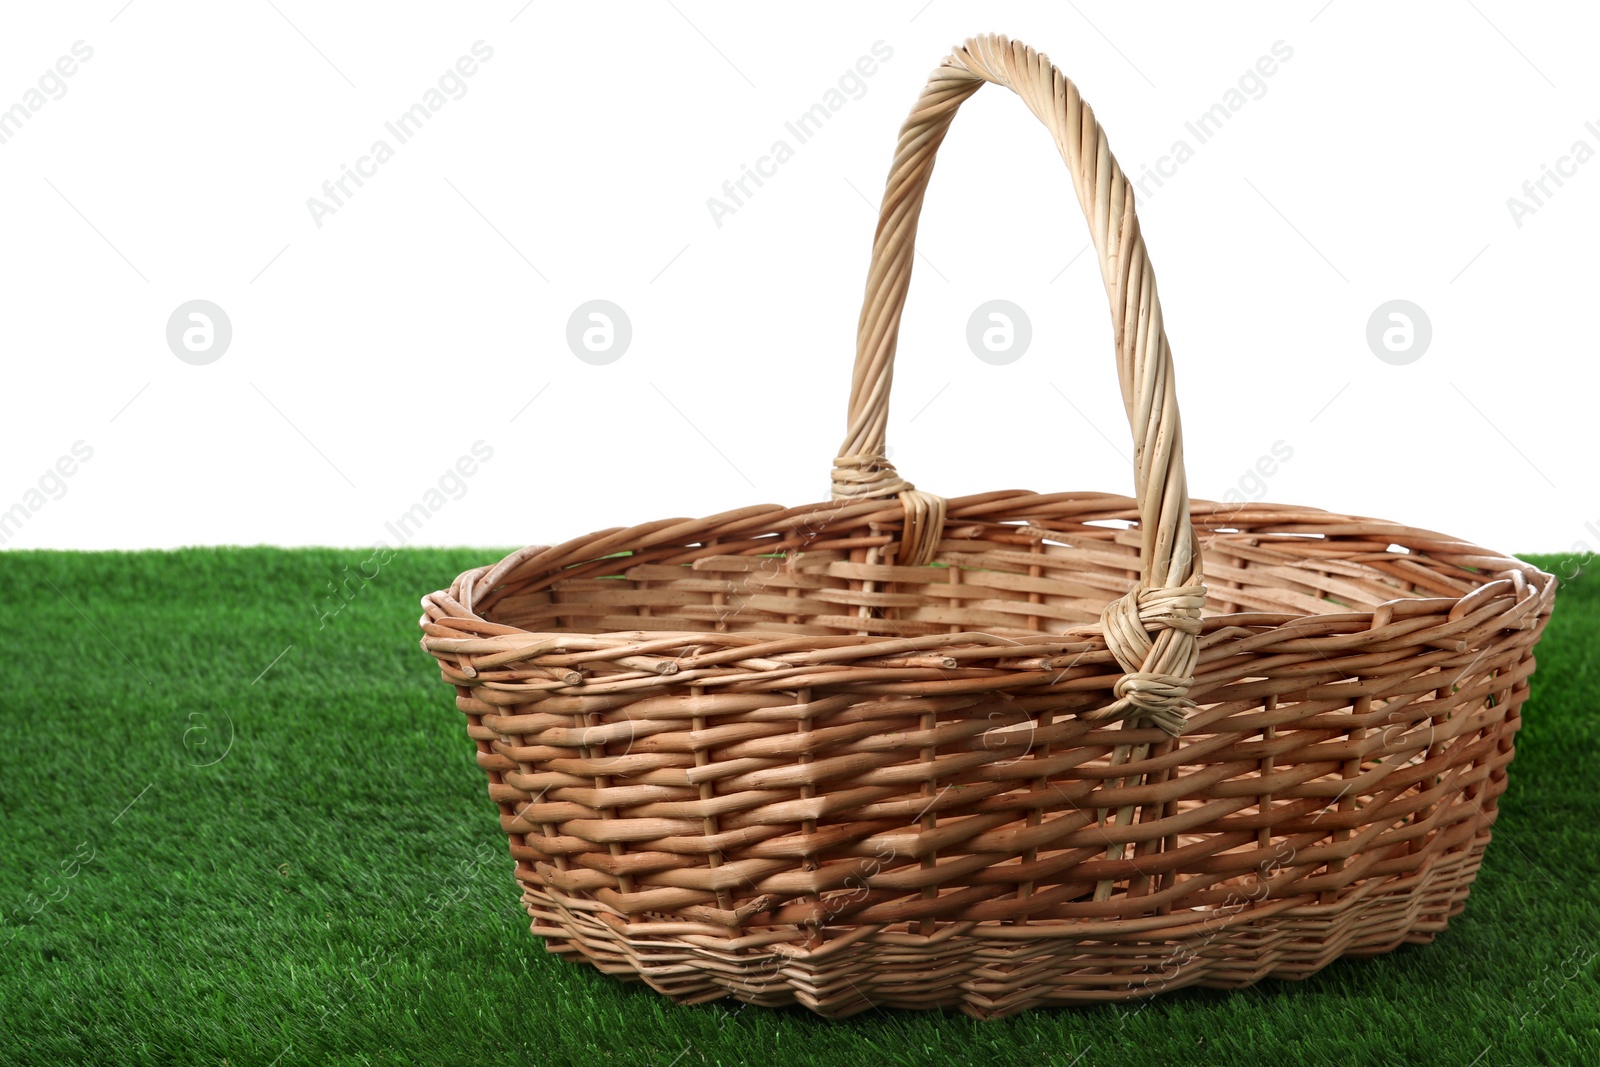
[831, 35, 1206, 734]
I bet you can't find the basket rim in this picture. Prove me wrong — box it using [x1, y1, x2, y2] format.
[422, 490, 1552, 636]
[418, 491, 1553, 717]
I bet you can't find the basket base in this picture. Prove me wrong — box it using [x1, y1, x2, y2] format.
[518, 834, 1488, 1020]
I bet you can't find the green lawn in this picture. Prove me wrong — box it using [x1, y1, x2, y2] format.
[1, 547, 1595, 1066]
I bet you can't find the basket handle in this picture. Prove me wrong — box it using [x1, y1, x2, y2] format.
[830, 35, 1206, 735]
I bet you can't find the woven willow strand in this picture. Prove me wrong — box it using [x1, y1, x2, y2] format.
[831, 35, 1202, 734]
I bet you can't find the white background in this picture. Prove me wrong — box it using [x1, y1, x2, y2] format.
[1, 1, 1594, 558]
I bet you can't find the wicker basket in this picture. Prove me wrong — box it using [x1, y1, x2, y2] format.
[420, 34, 1555, 1019]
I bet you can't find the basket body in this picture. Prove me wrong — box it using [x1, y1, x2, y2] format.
[420, 492, 1553, 1019]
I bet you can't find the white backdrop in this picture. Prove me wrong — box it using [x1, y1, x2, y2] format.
[1, 1, 1594, 559]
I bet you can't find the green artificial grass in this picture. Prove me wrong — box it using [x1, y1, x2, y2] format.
[0, 547, 1595, 1066]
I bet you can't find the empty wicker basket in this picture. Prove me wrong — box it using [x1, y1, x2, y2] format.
[419, 34, 1555, 1019]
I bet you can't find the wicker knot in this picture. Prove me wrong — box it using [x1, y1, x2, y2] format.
[830, 454, 946, 567]
[1088, 582, 1207, 736]
[830, 453, 913, 499]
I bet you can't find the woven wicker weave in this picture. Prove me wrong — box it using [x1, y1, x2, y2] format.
[420, 35, 1555, 1019]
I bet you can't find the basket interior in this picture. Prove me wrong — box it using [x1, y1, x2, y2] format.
[476, 493, 1516, 638]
